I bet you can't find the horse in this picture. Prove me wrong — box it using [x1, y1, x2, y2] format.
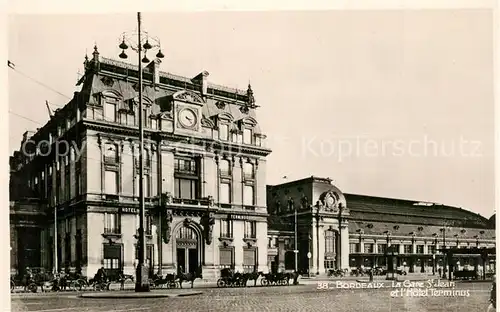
[243, 271, 263, 287]
[177, 268, 202, 289]
[283, 272, 300, 285]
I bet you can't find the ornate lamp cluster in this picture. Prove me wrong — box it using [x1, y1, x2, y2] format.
[118, 32, 165, 62]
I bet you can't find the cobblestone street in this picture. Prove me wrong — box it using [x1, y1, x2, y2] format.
[11, 282, 491, 312]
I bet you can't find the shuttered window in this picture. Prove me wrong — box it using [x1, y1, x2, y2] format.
[243, 248, 256, 266]
[243, 248, 256, 273]
[219, 248, 233, 267]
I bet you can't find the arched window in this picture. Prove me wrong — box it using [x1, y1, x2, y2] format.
[325, 230, 336, 254]
[176, 226, 197, 240]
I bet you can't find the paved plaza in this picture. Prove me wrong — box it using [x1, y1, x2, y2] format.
[11, 281, 491, 312]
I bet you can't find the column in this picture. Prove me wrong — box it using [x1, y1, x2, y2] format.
[340, 225, 349, 270]
[312, 222, 319, 274]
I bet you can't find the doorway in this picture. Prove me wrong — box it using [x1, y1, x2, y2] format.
[175, 225, 199, 275]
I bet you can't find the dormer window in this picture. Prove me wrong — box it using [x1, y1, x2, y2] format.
[243, 128, 252, 145]
[219, 124, 229, 141]
[104, 98, 117, 122]
[232, 131, 243, 144]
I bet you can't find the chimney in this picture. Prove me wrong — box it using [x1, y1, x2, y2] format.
[192, 71, 209, 96]
[146, 59, 162, 86]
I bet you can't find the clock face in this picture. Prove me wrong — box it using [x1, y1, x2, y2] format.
[178, 108, 197, 128]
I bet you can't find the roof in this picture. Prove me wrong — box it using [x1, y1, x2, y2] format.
[348, 220, 495, 240]
[344, 193, 491, 229]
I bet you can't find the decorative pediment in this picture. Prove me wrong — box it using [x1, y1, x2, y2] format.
[172, 90, 204, 105]
[320, 191, 340, 211]
[201, 117, 215, 128]
[240, 116, 257, 127]
[217, 112, 234, 123]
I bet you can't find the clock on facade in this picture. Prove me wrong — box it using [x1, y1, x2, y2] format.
[178, 108, 198, 128]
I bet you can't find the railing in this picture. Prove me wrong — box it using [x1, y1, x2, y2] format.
[172, 198, 211, 206]
[103, 228, 121, 235]
[104, 156, 118, 164]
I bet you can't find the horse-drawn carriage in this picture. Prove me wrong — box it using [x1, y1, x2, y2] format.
[217, 268, 246, 288]
[260, 272, 296, 286]
[150, 268, 202, 289]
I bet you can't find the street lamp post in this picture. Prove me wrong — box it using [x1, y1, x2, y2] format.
[118, 12, 164, 292]
[315, 201, 321, 275]
[432, 233, 438, 275]
[337, 203, 344, 271]
[440, 227, 448, 279]
[290, 198, 298, 274]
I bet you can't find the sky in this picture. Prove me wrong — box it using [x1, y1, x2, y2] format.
[8, 10, 495, 218]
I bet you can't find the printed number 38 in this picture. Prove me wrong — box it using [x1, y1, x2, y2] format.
[317, 282, 330, 290]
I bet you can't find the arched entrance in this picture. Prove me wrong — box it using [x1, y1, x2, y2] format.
[175, 226, 199, 275]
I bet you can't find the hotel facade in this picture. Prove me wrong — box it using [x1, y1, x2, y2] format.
[10, 48, 271, 281]
[10, 51, 496, 281]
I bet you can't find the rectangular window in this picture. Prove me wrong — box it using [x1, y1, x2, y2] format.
[104, 170, 118, 194]
[219, 124, 229, 141]
[324, 260, 335, 269]
[391, 244, 400, 253]
[127, 114, 135, 126]
[416, 245, 425, 254]
[135, 174, 151, 197]
[104, 144, 118, 164]
[104, 102, 116, 122]
[220, 219, 233, 238]
[174, 178, 197, 199]
[103, 244, 121, 272]
[220, 182, 231, 204]
[104, 213, 120, 234]
[244, 221, 256, 238]
[255, 136, 262, 147]
[135, 215, 152, 235]
[75, 162, 82, 196]
[174, 158, 197, 175]
[142, 109, 148, 127]
[404, 245, 412, 254]
[243, 248, 256, 272]
[243, 128, 252, 145]
[364, 243, 374, 253]
[349, 243, 359, 253]
[243, 162, 254, 180]
[377, 244, 387, 254]
[243, 185, 254, 206]
[219, 159, 231, 176]
[428, 245, 436, 254]
[219, 248, 234, 268]
[325, 231, 335, 253]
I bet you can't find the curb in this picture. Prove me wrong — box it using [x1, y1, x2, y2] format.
[79, 291, 203, 299]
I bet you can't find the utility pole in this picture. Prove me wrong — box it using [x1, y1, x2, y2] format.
[293, 199, 298, 273]
[53, 192, 58, 275]
[117, 12, 163, 291]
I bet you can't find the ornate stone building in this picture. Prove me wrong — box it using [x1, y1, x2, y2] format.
[9, 48, 271, 281]
[267, 176, 496, 276]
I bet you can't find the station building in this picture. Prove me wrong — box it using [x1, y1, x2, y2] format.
[267, 176, 496, 276]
